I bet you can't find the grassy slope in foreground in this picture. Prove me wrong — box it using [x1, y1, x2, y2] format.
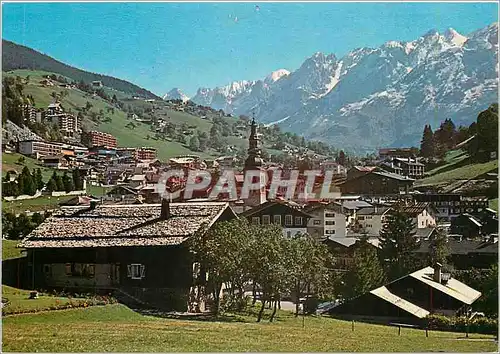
[2, 304, 496, 352]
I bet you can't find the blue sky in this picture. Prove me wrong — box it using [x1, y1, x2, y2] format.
[2, 2, 498, 97]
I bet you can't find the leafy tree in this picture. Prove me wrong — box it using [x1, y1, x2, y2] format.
[340, 236, 386, 301]
[454, 265, 498, 317]
[189, 219, 253, 316]
[17, 156, 26, 164]
[289, 233, 334, 316]
[198, 131, 209, 151]
[247, 224, 292, 322]
[428, 229, 450, 268]
[6, 213, 34, 240]
[420, 124, 435, 158]
[189, 135, 200, 151]
[379, 207, 421, 280]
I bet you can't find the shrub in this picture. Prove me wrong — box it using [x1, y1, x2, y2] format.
[427, 314, 498, 335]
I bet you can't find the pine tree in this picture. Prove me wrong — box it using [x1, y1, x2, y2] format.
[379, 207, 421, 280]
[55, 174, 64, 191]
[420, 124, 435, 158]
[341, 236, 386, 300]
[337, 150, 346, 166]
[62, 171, 74, 193]
[20, 166, 36, 195]
[46, 178, 57, 192]
[72, 169, 83, 190]
[2, 181, 13, 196]
[35, 168, 44, 190]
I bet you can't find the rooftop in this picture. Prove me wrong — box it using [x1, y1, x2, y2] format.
[409, 267, 481, 305]
[19, 202, 233, 249]
[356, 206, 390, 216]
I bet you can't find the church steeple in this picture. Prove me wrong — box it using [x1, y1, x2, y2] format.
[244, 113, 263, 170]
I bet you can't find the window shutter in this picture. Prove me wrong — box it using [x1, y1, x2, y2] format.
[140, 265, 146, 278]
[127, 265, 132, 278]
[65, 263, 72, 276]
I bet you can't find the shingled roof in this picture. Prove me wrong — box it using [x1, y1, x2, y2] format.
[19, 202, 235, 249]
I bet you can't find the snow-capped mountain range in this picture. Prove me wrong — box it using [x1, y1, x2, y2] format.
[165, 23, 498, 153]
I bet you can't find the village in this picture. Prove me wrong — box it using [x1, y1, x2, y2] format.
[1, 3, 499, 350]
[2, 108, 498, 336]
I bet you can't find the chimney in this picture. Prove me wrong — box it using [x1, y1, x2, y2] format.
[160, 198, 170, 220]
[433, 262, 442, 283]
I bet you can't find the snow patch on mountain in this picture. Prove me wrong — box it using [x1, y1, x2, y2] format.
[163, 88, 189, 102]
[445, 28, 468, 47]
[265, 69, 290, 84]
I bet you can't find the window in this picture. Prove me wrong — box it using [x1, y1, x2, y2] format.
[262, 215, 270, 225]
[313, 220, 321, 225]
[325, 230, 336, 235]
[325, 220, 335, 225]
[65, 263, 95, 278]
[127, 264, 145, 280]
[295, 216, 303, 226]
[43, 264, 51, 275]
[325, 213, 335, 218]
[252, 217, 260, 225]
[273, 215, 281, 224]
[285, 215, 293, 226]
[286, 231, 292, 238]
[366, 224, 372, 228]
[358, 216, 365, 220]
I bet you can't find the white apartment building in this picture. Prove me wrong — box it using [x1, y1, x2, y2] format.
[306, 203, 348, 239]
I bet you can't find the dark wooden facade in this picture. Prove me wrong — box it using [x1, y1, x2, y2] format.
[451, 214, 482, 238]
[240, 201, 312, 238]
[28, 245, 196, 310]
[328, 268, 476, 325]
[20, 202, 237, 311]
[340, 172, 413, 196]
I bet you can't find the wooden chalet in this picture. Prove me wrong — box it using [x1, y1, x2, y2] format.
[340, 170, 414, 196]
[326, 265, 482, 325]
[18, 201, 237, 312]
[239, 199, 312, 238]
